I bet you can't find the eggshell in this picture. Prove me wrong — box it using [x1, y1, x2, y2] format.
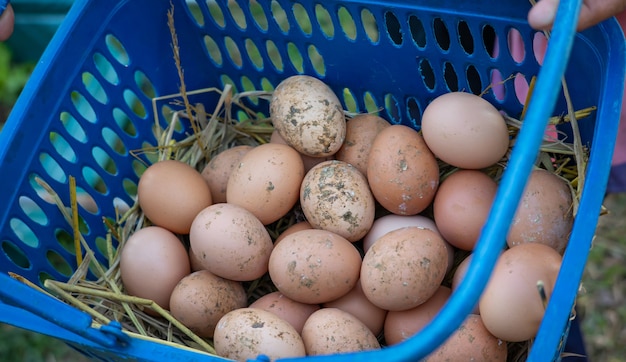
[421, 91, 510, 169]
[137, 160, 212, 234]
[300, 160, 375, 242]
[249, 291, 320, 334]
[384, 286, 451, 345]
[360, 227, 448, 311]
[367, 124, 439, 215]
[169, 270, 247, 338]
[270, 130, 334, 173]
[201, 145, 252, 204]
[227, 143, 304, 225]
[268, 229, 362, 304]
[120, 226, 190, 310]
[433, 169, 498, 251]
[214, 308, 306, 361]
[301, 307, 381, 355]
[335, 114, 391, 176]
[274, 221, 313, 245]
[270, 75, 346, 157]
[425, 314, 507, 361]
[189, 203, 273, 281]
[479, 243, 562, 342]
[507, 169, 573, 254]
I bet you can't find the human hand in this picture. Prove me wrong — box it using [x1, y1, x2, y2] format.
[528, 0, 626, 31]
[0, 2, 14, 41]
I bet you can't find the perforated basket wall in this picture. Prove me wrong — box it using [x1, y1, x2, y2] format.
[0, 0, 624, 361]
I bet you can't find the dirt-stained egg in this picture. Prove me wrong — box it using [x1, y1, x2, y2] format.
[201, 145, 252, 204]
[270, 130, 334, 173]
[367, 124, 439, 215]
[249, 291, 320, 334]
[270, 75, 346, 157]
[335, 114, 391, 176]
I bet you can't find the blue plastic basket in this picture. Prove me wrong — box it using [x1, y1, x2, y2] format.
[0, 0, 624, 360]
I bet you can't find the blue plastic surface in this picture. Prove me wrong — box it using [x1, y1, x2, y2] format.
[0, 0, 624, 361]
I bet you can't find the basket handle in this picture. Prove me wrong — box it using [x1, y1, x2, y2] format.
[0, 273, 130, 348]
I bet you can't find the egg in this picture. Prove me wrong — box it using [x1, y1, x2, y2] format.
[479, 243, 562, 342]
[137, 159, 212, 234]
[270, 130, 334, 173]
[334, 114, 391, 176]
[367, 124, 439, 215]
[119, 226, 190, 310]
[249, 291, 320, 334]
[274, 221, 313, 245]
[201, 145, 252, 204]
[360, 227, 448, 311]
[300, 160, 375, 242]
[450, 254, 480, 315]
[169, 270, 247, 338]
[421, 91, 510, 169]
[189, 203, 273, 281]
[433, 169, 498, 251]
[270, 75, 346, 157]
[301, 307, 381, 355]
[507, 169, 573, 254]
[227, 143, 304, 225]
[268, 229, 362, 304]
[214, 308, 306, 361]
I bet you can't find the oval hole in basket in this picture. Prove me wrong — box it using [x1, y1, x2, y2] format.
[60, 111, 87, 144]
[10, 218, 39, 248]
[102, 127, 126, 156]
[482, 24, 497, 58]
[227, 0, 247, 29]
[39, 152, 67, 184]
[224, 36, 243, 68]
[363, 91, 378, 114]
[54, 228, 74, 255]
[384, 93, 400, 124]
[315, 4, 334, 38]
[240, 75, 259, 105]
[433, 18, 450, 51]
[287, 42, 305, 73]
[361, 8, 379, 43]
[409, 15, 426, 48]
[444, 62, 459, 92]
[508, 27, 525, 64]
[28, 173, 53, 206]
[2, 241, 31, 269]
[123, 177, 138, 200]
[308, 44, 326, 77]
[49, 132, 77, 164]
[82, 72, 108, 104]
[465, 64, 482, 95]
[533, 32, 548, 66]
[71, 91, 97, 124]
[92, 146, 117, 176]
[38, 272, 54, 288]
[338, 6, 357, 41]
[490, 68, 507, 102]
[342, 88, 358, 114]
[112, 108, 137, 137]
[19, 196, 48, 226]
[292, 3, 312, 35]
[418, 58, 436, 91]
[203, 35, 223, 66]
[406, 97, 422, 128]
[220, 74, 239, 94]
[123, 89, 147, 119]
[93, 52, 119, 85]
[245, 38, 264, 70]
[46, 249, 73, 278]
[457, 20, 474, 54]
[83, 166, 108, 195]
[134, 70, 156, 100]
[184, 0, 204, 26]
[207, 0, 226, 28]
[384, 11, 402, 45]
[160, 104, 184, 134]
[105, 34, 130, 66]
[261, 77, 275, 92]
[271, 0, 290, 33]
[113, 197, 131, 216]
[266, 39, 284, 72]
[514, 73, 530, 105]
[249, 0, 268, 31]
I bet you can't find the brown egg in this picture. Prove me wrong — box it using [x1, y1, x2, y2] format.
[300, 160, 375, 242]
[274, 221, 313, 245]
[384, 286, 451, 345]
[360, 227, 448, 311]
[227, 143, 304, 225]
[201, 145, 252, 204]
[249, 291, 320, 334]
[433, 169, 498, 251]
[189, 203, 273, 281]
[450, 255, 480, 315]
[367, 124, 439, 215]
[479, 243, 562, 342]
[421, 91, 510, 169]
[268, 229, 362, 304]
[137, 159, 212, 234]
[270, 130, 334, 173]
[335, 114, 391, 175]
[169, 270, 247, 338]
[120, 226, 190, 310]
[507, 169, 573, 254]
[301, 308, 381, 355]
[425, 314, 507, 361]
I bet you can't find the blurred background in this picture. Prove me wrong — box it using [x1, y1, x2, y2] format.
[1, 1, 624, 361]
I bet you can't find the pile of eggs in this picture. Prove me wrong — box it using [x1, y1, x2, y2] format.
[119, 75, 574, 361]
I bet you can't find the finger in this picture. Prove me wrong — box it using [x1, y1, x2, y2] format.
[527, 0, 559, 31]
[0, 4, 14, 41]
[528, 0, 626, 32]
